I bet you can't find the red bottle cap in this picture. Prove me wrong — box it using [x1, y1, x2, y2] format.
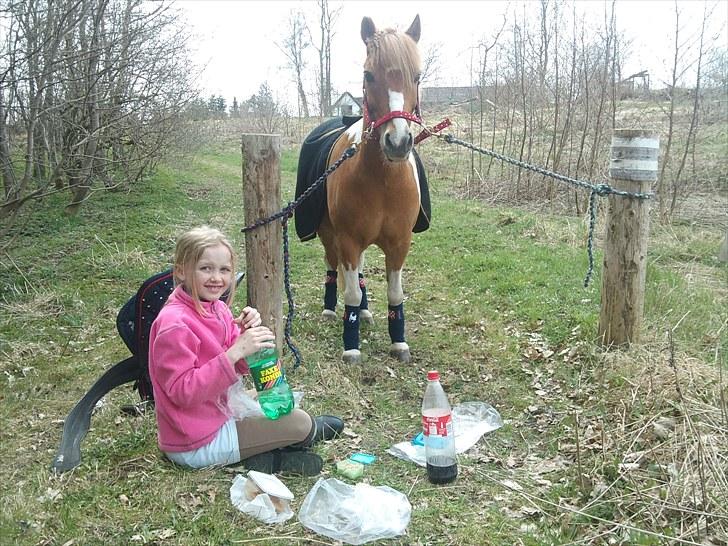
[427, 370, 440, 381]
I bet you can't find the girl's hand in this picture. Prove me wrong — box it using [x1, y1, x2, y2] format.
[234, 306, 262, 331]
[226, 325, 274, 364]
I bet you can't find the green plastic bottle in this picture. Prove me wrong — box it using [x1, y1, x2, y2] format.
[247, 347, 294, 420]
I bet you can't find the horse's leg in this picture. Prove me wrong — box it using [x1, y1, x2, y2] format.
[341, 265, 363, 363]
[385, 255, 411, 363]
[319, 224, 338, 321]
[358, 252, 374, 325]
[322, 267, 337, 320]
[339, 243, 363, 364]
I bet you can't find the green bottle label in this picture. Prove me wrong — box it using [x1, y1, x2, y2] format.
[250, 355, 285, 392]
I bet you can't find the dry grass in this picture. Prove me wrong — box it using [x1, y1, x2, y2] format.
[589, 338, 727, 544]
[485, 335, 728, 545]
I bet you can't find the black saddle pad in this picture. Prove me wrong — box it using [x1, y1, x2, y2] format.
[294, 116, 431, 242]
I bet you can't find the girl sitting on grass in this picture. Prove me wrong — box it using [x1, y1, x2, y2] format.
[149, 226, 343, 475]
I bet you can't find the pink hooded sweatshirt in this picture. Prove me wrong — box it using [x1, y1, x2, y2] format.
[149, 285, 249, 452]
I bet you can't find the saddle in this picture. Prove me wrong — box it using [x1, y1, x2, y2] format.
[294, 116, 431, 242]
[50, 269, 243, 473]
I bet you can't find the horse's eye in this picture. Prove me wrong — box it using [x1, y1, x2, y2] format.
[364, 71, 374, 83]
[414, 73, 421, 84]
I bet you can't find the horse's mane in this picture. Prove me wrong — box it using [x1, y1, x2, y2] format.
[365, 28, 421, 92]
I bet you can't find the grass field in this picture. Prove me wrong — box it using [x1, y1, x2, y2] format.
[0, 137, 726, 545]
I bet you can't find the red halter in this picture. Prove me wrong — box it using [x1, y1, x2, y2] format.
[361, 82, 423, 135]
[360, 81, 451, 144]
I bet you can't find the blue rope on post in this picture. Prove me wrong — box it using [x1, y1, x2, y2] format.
[584, 190, 600, 288]
[438, 134, 653, 287]
[281, 216, 302, 369]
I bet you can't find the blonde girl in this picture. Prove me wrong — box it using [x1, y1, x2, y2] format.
[149, 226, 343, 473]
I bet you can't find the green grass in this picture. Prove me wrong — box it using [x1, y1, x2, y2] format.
[0, 139, 725, 545]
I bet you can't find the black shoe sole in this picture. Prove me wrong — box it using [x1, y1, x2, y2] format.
[242, 449, 322, 477]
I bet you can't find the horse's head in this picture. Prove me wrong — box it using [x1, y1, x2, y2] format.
[361, 15, 422, 162]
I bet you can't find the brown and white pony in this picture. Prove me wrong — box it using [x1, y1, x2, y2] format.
[317, 15, 423, 363]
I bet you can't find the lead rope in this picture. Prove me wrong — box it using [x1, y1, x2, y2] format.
[241, 144, 359, 368]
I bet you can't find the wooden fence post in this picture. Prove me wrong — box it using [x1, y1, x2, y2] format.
[598, 129, 659, 347]
[241, 133, 283, 352]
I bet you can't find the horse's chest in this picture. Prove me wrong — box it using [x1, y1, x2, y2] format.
[331, 175, 417, 217]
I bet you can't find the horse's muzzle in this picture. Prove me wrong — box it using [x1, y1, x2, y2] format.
[382, 130, 413, 162]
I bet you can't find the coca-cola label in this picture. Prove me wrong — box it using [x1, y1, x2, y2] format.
[422, 413, 453, 437]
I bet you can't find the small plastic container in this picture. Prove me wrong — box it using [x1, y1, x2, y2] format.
[246, 470, 294, 513]
[336, 459, 364, 479]
[349, 452, 377, 465]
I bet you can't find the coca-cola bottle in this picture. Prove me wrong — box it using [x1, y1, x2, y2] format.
[421, 370, 458, 484]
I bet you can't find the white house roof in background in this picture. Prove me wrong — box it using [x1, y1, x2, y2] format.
[332, 91, 363, 108]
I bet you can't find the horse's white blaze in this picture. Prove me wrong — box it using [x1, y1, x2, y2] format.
[387, 269, 404, 305]
[345, 118, 363, 144]
[343, 266, 362, 306]
[388, 90, 409, 145]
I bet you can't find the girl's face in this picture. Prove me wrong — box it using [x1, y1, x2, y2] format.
[179, 243, 234, 302]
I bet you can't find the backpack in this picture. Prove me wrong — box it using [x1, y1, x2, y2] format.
[51, 268, 243, 473]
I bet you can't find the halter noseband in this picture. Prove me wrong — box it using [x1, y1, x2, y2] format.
[361, 81, 423, 135]
[360, 80, 451, 144]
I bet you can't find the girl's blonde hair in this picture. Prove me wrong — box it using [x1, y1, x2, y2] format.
[173, 226, 237, 314]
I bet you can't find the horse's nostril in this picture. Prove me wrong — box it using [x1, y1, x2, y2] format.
[384, 133, 393, 148]
[407, 133, 413, 148]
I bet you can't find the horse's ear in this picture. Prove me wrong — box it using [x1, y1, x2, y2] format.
[405, 14, 421, 43]
[361, 17, 376, 43]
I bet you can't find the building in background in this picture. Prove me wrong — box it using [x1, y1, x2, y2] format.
[331, 92, 363, 117]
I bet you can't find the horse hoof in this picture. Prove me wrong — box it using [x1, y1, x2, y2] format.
[322, 309, 337, 321]
[360, 309, 374, 325]
[389, 343, 411, 363]
[342, 349, 362, 364]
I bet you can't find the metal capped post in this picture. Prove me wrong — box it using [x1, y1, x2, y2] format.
[598, 129, 658, 347]
[241, 133, 283, 352]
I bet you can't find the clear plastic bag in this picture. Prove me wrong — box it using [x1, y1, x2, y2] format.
[387, 401, 503, 466]
[298, 478, 411, 545]
[218, 378, 303, 420]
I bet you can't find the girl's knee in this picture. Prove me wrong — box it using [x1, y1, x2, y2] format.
[286, 409, 314, 438]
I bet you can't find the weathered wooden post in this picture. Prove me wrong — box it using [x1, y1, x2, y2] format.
[598, 129, 659, 347]
[241, 134, 283, 351]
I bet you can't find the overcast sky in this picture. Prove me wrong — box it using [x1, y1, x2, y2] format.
[176, 0, 725, 109]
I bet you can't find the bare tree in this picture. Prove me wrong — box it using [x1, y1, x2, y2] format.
[657, 1, 688, 223]
[313, 0, 339, 117]
[420, 41, 443, 86]
[278, 10, 310, 118]
[0, 0, 200, 218]
[667, 1, 715, 218]
[246, 82, 283, 134]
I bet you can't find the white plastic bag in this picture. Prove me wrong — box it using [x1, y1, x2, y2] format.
[387, 401, 503, 466]
[219, 378, 304, 420]
[298, 478, 411, 545]
[230, 474, 294, 524]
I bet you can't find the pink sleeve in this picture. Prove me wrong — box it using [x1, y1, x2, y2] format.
[151, 325, 238, 408]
